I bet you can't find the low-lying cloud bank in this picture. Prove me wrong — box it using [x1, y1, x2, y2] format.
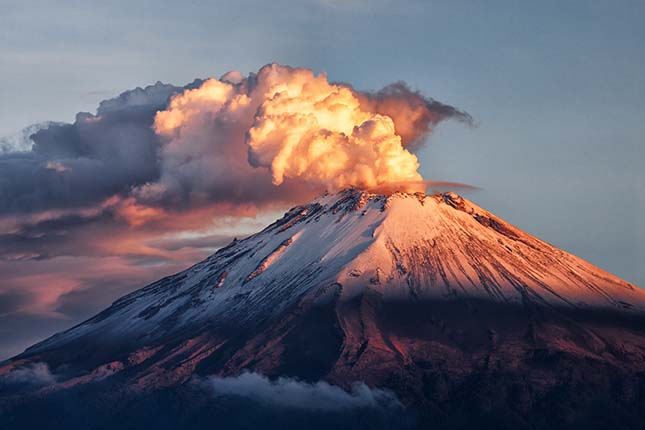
[0, 362, 57, 387]
[202, 371, 402, 411]
[0, 371, 415, 430]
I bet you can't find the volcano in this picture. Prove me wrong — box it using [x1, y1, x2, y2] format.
[3, 189, 645, 429]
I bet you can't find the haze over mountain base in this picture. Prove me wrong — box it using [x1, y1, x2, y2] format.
[2, 189, 645, 429]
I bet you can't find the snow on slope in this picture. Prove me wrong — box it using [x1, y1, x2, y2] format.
[26, 189, 645, 354]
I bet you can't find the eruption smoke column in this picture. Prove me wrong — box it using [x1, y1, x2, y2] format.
[245, 67, 422, 190]
[153, 64, 470, 195]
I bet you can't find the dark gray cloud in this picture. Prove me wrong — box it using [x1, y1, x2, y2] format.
[0, 81, 178, 215]
[357, 81, 474, 149]
[203, 371, 402, 411]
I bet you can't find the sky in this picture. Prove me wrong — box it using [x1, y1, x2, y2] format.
[0, 0, 644, 360]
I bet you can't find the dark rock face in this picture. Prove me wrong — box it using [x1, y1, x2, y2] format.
[336, 298, 645, 429]
[2, 190, 645, 429]
[4, 296, 645, 429]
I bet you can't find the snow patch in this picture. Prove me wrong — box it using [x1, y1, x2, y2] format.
[245, 235, 297, 283]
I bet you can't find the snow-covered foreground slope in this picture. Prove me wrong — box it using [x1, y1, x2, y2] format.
[4, 189, 645, 429]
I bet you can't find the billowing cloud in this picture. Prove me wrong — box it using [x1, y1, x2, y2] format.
[153, 64, 470, 197]
[202, 371, 401, 411]
[0, 63, 468, 219]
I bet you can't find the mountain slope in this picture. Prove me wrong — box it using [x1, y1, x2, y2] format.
[3, 189, 645, 429]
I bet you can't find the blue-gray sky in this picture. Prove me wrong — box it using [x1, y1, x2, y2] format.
[1, 0, 644, 359]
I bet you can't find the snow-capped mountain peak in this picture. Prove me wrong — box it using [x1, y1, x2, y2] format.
[23, 188, 644, 358]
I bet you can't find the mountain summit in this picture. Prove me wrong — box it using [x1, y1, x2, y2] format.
[3, 189, 645, 428]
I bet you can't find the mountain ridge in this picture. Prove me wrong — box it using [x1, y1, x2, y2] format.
[17, 188, 644, 360]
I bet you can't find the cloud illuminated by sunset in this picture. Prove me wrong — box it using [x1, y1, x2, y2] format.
[153, 64, 471, 195]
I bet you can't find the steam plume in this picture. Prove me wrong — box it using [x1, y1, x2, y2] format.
[153, 64, 469, 195]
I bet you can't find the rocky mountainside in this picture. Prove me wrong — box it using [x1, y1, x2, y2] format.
[3, 189, 645, 429]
